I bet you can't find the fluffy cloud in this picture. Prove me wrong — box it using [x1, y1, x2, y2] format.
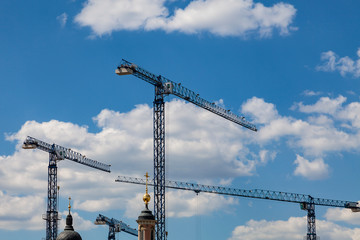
[325, 206, 360, 225]
[1, 99, 266, 230]
[74, 0, 296, 37]
[243, 96, 360, 156]
[124, 190, 238, 219]
[145, 0, 297, 37]
[75, 0, 168, 35]
[228, 217, 360, 240]
[295, 95, 346, 115]
[4, 95, 360, 231]
[57, 13, 68, 28]
[293, 154, 329, 180]
[0, 191, 44, 230]
[316, 48, 360, 78]
[293, 95, 360, 129]
[242, 97, 279, 124]
[58, 211, 95, 231]
[338, 102, 360, 128]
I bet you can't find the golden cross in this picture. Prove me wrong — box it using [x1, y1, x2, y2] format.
[144, 172, 149, 194]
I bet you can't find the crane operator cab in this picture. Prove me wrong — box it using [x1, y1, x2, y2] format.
[163, 82, 173, 94]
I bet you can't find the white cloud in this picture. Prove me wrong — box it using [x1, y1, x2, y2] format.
[295, 95, 347, 115]
[5, 95, 360, 231]
[228, 217, 360, 240]
[0, 191, 45, 230]
[58, 211, 96, 231]
[292, 95, 360, 129]
[242, 97, 279, 124]
[124, 190, 238, 219]
[316, 48, 360, 78]
[325, 207, 360, 225]
[302, 90, 322, 96]
[293, 154, 329, 180]
[166, 191, 238, 218]
[242, 96, 360, 156]
[259, 149, 276, 164]
[74, 0, 296, 37]
[146, 0, 297, 37]
[74, 0, 168, 35]
[338, 102, 360, 128]
[1, 99, 267, 230]
[57, 13, 68, 27]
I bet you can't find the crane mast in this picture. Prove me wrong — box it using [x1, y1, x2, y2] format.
[116, 59, 257, 240]
[116, 175, 360, 239]
[94, 214, 138, 240]
[22, 136, 111, 240]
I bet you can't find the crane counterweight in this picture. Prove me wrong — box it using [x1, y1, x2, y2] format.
[115, 67, 133, 76]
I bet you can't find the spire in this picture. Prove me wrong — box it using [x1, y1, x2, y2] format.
[56, 196, 82, 240]
[143, 172, 151, 208]
[64, 196, 74, 231]
[68, 196, 71, 214]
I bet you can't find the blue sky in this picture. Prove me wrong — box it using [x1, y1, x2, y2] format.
[1, 0, 360, 239]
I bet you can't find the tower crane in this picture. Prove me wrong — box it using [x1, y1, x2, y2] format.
[116, 175, 360, 240]
[94, 214, 138, 240]
[22, 136, 111, 240]
[116, 59, 257, 240]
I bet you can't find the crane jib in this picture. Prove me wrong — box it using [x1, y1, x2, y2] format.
[115, 175, 360, 210]
[116, 59, 257, 132]
[23, 136, 111, 172]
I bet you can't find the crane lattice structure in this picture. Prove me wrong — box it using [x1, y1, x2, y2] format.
[116, 59, 257, 240]
[22, 136, 111, 240]
[94, 214, 138, 240]
[116, 175, 360, 240]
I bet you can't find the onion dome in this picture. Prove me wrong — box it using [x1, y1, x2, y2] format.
[56, 197, 82, 240]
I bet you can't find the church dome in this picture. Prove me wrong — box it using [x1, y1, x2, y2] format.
[57, 230, 82, 240]
[56, 213, 82, 240]
[138, 205, 155, 221]
[56, 197, 82, 240]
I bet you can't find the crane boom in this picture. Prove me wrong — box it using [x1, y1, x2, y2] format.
[23, 136, 111, 172]
[94, 214, 138, 240]
[116, 59, 257, 132]
[116, 176, 359, 210]
[115, 176, 359, 210]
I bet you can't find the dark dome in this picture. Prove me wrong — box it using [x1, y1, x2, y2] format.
[56, 214, 82, 240]
[56, 230, 82, 240]
[138, 205, 155, 220]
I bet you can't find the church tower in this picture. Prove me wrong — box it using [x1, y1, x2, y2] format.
[136, 172, 156, 240]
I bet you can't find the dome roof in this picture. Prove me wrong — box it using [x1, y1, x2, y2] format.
[138, 205, 155, 221]
[56, 214, 82, 240]
[56, 230, 82, 240]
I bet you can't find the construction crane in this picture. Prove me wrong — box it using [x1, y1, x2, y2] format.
[115, 59, 257, 240]
[94, 214, 138, 240]
[116, 175, 360, 240]
[22, 136, 111, 240]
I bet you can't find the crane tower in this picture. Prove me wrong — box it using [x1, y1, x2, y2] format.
[22, 136, 111, 240]
[116, 59, 257, 240]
